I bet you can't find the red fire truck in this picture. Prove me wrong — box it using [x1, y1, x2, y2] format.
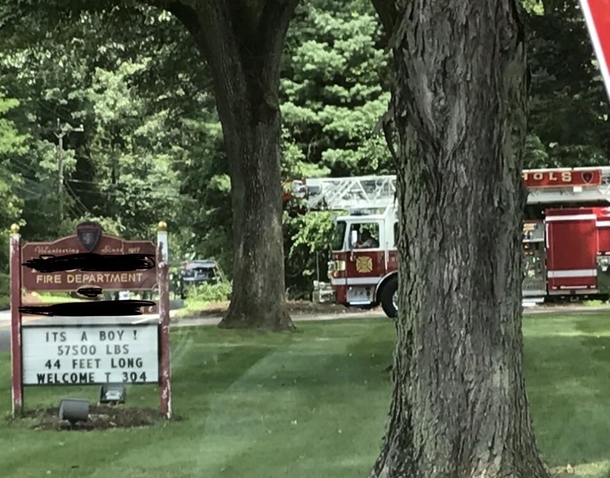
[285, 166, 610, 319]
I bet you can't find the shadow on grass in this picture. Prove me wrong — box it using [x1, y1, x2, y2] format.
[170, 316, 610, 476]
[183, 315, 610, 474]
[0, 327, 284, 476]
[197, 321, 394, 395]
[164, 320, 394, 478]
[524, 315, 610, 474]
[3, 315, 610, 477]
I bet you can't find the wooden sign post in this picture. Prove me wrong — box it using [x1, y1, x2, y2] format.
[9, 224, 23, 416]
[157, 222, 172, 417]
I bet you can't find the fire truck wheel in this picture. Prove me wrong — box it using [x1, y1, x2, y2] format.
[380, 276, 398, 319]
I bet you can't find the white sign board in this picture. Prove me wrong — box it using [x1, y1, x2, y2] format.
[22, 324, 158, 386]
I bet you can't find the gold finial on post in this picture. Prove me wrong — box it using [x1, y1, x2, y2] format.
[158, 221, 168, 232]
[10, 223, 20, 234]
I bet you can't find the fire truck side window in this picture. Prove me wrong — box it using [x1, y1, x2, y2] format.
[332, 221, 347, 250]
[350, 223, 380, 249]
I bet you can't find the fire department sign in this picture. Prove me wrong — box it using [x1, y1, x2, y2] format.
[21, 224, 157, 292]
[9, 220, 173, 419]
[356, 256, 373, 273]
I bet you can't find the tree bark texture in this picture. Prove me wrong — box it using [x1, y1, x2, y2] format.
[369, 1, 550, 477]
[167, 0, 298, 331]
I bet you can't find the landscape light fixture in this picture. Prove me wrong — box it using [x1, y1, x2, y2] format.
[58, 398, 90, 424]
[99, 384, 127, 405]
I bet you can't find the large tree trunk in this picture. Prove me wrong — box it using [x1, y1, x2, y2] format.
[369, 1, 550, 477]
[167, 1, 298, 330]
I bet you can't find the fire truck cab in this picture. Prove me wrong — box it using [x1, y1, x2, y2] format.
[286, 167, 610, 319]
[285, 175, 401, 316]
[328, 206, 399, 318]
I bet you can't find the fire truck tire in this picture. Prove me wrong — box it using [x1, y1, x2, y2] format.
[380, 276, 398, 319]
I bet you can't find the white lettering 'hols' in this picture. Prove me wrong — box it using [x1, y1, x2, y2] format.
[22, 325, 158, 385]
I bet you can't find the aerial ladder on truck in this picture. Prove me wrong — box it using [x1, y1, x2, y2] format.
[285, 166, 610, 211]
[284, 175, 397, 212]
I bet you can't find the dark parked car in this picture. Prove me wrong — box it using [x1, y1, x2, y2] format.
[178, 259, 220, 299]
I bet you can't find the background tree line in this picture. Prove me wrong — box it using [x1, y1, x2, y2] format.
[0, 0, 608, 307]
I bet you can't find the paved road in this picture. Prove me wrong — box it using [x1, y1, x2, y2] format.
[0, 308, 386, 352]
[2, 303, 610, 353]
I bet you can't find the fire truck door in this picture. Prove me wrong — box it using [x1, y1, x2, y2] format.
[345, 221, 384, 306]
[522, 221, 547, 297]
[546, 210, 598, 294]
[596, 212, 610, 294]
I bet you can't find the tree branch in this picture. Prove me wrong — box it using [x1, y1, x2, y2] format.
[162, 0, 298, 123]
[258, 0, 300, 62]
[254, 0, 299, 113]
[226, 0, 300, 87]
[164, 1, 209, 55]
[165, 0, 296, 78]
[369, 0, 398, 36]
[374, 107, 399, 163]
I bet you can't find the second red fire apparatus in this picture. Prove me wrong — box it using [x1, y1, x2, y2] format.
[285, 166, 610, 319]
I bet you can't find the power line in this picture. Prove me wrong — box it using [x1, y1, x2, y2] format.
[13, 183, 47, 199]
[0, 81, 77, 126]
[55, 118, 84, 221]
[64, 179, 92, 216]
[5, 156, 43, 178]
[67, 184, 196, 202]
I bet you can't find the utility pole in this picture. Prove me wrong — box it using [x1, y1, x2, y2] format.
[55, 119, 84, 221]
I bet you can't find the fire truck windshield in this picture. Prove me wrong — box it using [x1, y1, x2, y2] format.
[331, 220, 347, 251]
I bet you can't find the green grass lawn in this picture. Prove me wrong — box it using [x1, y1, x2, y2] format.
[0, 315, 609, 477]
